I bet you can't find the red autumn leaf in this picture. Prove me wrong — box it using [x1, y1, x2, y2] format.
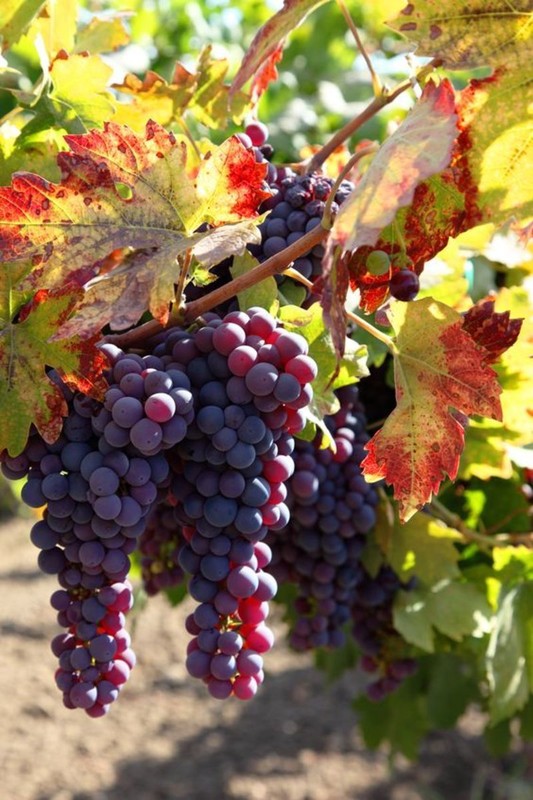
[0, 120, 268, 334]
[463, 298, 523, 363]
[361, 298, 503, 521]
[320, 80, 458, 338]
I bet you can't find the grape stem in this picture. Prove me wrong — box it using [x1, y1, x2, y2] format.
[429, 497, 533, 550]
[283, 266, 396, 352]
[305, 57, 443, 174]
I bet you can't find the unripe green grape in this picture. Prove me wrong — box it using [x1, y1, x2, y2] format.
[365, 250, 391, 276]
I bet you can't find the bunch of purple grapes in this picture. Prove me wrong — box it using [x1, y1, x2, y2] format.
[143, 306, 318, 699]
[0, 344, 197, 714]
[266, 384, 417, 699]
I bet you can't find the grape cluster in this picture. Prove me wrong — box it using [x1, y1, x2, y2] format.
[251, 169, 354, 291]
[266, 385, 417, 699]
[144, 306, 317, 699]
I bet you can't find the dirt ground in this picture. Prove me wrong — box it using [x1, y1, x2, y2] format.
[1, 515, 532, 800]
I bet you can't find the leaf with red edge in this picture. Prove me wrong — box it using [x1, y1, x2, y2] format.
[463, 298, 523, 363]
[0, 121, 269, 334]
[347, 170, 467, 312]
[347, 66, 532, 312]
[328, 80, 458, 254]
[321, 80, 458, 321]
[250, 44, 284, 104]
[230, 0, 329, 97]
[0, 280, 107, 457]
[361, 298, 503, 522]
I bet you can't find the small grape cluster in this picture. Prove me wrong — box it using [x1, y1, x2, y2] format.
[144, 306, 318, 699]
[267, 385, 417, 699]
[251, 169, 354, 291]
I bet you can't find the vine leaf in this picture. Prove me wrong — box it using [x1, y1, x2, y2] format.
[328, 80, 458, 254]
[0, 120, 269, 334]
[361, 298, 503, 522]
[0, 0, 45, 50]
[321, 80, 458, 332]
[389, 1, 532, 70]
[113, 46, 253, 131]
[230, 0, 329, 97]
[0, 279, 107, 457]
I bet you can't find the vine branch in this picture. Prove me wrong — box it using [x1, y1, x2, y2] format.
[305, 57, 443, 174]
[429, 498, 533, 550]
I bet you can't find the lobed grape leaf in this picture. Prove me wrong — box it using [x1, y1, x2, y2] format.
[0, 0, 45, 50]
[374, 506, 462, 584]
[0, 279, 107, 456]
[37, 52, 116, 133]
[113, 46, 253, 131]
[0, 120, 269, 334]
[328, 80, 458, 255]
[394, 580, 491, 652]
[361, 298, 503, 522]
[230, 0, 330, 97]
[389, 1, 533, 70]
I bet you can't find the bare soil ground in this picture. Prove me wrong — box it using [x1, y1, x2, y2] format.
[1, 516, 531, 800]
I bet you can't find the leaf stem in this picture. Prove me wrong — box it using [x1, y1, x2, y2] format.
[305, 57, 442, 174]
[283, 266, 396, 351]
[322, 144, 378, 228]
[429, 498, 533, 550]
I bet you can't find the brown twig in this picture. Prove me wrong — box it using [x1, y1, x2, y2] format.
[305, 57, 443, 175]
[336, 0, 383, 97]
[183, 224, 329, 323]
[104, 224, 330, 348]
[429, 498, 533, 550]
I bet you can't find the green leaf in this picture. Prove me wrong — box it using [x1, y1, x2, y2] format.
[36, 53, 116, 133]
[484, 719, 513, 756]
[394, 588, 435, 652]
[231, 250, 278, 316]
[426, 654, 478, 729]
[394, 580, 491, 652]
[0, 0, 45, 50]
[389, 1, 532, 70]
[459, 418, 516, 480]
[354, 675, 428, 759]
[464, 475, 531, 535]
[374, 507, 462, 583]
[486, 584, 533, 724]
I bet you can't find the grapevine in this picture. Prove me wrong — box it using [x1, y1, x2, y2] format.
[0, 0, 531, 760]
